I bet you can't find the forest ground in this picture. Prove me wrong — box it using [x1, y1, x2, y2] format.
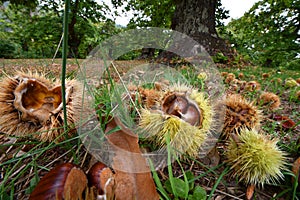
[0, 58, 299, 200]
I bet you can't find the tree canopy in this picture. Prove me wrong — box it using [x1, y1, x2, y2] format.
[225, 0, 300, 69]
[0, 0, 298, 69]
[0, 0, 119, 58]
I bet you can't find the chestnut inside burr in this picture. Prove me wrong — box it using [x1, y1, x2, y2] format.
[161, 93, 202, 126]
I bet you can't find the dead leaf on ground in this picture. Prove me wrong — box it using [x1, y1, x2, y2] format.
[206, 146, 220, 168]
[105, 117, 159, 200]
[246, 184, 255, 200]
[270, 114, 296, 129]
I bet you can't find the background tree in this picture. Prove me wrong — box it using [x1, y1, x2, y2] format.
[0, 3, 62, 58]
[112, 0, 231, 58]
[170, 0, 230, 56]
[0, 0, 118, 58]
[225, 0, 300, 69]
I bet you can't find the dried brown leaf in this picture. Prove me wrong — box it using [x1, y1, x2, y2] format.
[271, 114, 296, 129]
[206, 146, 220, 168]
[246, 184, 255, 200]
[105, 117, 159, 200]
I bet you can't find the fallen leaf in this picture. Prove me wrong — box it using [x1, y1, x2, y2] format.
[215, 195, 224, 200]
[270, 114, 296, 129]
[206, 146, 220, 168]
[281, 120, 296, 129]
[105, 117, 159, 200]
[246, 184, 255, 200]
[271, 114, 288, 121]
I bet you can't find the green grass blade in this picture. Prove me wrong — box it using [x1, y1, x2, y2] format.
[149, 159, 170, 200]
[61, 0, 71, 131]
[208, 166, 229, 200]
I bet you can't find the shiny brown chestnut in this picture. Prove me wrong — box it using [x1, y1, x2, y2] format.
[87, 162, 114, 196]
[161, 92, 201, 126]
[29, 163, 87, 200]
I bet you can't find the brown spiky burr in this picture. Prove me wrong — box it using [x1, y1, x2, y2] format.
[245, 81, 261, 92]
[238, 73, 244, 79]
[262, 73, 270, 79]
[258, 92, 281, 110]
[0, 71, 83, 142]
[225, 73, 236, 84]
[220, 72, 228, 77]
[222, 94, 261, 138]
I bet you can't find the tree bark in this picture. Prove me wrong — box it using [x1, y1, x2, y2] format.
[68, 0, 80, 57]
[171, 0, 231, 57]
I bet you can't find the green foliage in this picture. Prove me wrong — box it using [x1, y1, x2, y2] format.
[165, 178, 189, 198]
[0, 39, 17, 58]
[225, 0, 300, 69]
[0, 0, 121, 58]
[164, 171, 207, 200]
[159, 133, 207, 200]
[111, 0, 229, 30]
[189, 186, 207, 200]
[112, 0, 175, 28]
[78, 19, 123, 58]
[212, 52, 228, 63]
[116, 49, 142, 60]
[0, 0, 37, 8]
[1, 0, 231, 59]
[1, 3, 62, 58]
[215, 0, 230, 34]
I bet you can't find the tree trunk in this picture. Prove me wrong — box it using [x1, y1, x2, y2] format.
[68, 0, 80, 57]
[171, 0, 231, 57]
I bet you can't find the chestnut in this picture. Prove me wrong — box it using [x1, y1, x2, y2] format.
[29, 163, 87, 200]
[87, 162, 114, 196]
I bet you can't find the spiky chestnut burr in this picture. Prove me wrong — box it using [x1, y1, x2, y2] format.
[249, 75, 256, 80]
[258, 92, 281, 110]
[0, 71, 83, 142]
[285, 78, 299, 88]
[220, 72, 228, 77]
[225, 129, 286, 186]
[262, 73, 270, 79]
[139, 84, 213, 158]
[238, 73, 244, 79]
[222, 94, 261, 138]
[245, 81, 261, 92]
[225, 73, 235, 84]
[126, 83, 162, 109]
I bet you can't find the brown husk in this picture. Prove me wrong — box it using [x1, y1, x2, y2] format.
[0, 71, 83, 142]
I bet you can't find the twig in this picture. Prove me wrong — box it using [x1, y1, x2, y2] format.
[52, 34, 64, 64]
[80, 143, 90, 169]
[255, 188, 273, 199]
[111, 62, 141, 118]
[10, 164, 26, 179]
[203, 186, 244, 200]
[68, 143, 84, 164]
[0, 137, 17, 162]
[16, 145, 76, 190]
